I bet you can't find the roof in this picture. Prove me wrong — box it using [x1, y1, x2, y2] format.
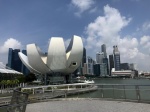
[0, 62, 23, 74]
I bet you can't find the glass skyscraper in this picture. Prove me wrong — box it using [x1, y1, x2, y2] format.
[101, 44, 107, 58]
[113, 45, 121, 71]
[7, 48, 30, 75]
[7, 48, 22, 72]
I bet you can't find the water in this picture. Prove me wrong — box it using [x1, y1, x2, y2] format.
[94, 78, 150, 85]
[69, 78, 150, 102]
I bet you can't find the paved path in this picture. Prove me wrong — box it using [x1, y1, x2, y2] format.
[26, 99, 150, 112]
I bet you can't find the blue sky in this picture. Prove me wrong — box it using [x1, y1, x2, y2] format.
[0, 0, 150, 72]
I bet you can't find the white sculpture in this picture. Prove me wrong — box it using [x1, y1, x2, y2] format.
[18, 35, 83, 75]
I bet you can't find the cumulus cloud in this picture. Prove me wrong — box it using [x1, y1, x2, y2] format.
[85, 5, 131, 50]
[84, 5, 150, 71]
[71, 0, 95, 16]
[142, 22, 150, 31]
[0, 38, 22, 53]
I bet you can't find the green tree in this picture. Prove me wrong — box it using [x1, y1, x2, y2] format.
[25, 73, 36, 82]
[17, 75, 25, 83]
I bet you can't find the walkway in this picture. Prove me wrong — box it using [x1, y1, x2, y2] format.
[26, 99, 150, 112]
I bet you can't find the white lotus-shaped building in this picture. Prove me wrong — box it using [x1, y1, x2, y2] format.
[18, 35, 83, 75]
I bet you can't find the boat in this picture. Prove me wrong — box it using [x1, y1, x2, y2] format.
[83, 80, 95, 84]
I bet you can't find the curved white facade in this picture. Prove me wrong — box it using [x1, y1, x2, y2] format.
[18, 35, 83, 75]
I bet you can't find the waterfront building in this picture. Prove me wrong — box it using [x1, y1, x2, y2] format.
[111, 68, 134, 78]
[7, 48, 22, 72]
[82, 48, 86, 66]
[100, 63, 107, 76]
[18, 35, 83, 84]
[86, 56, 95, 75]
[129, 63, 136, 70]
[101, 44, 107, 58]
[93, 63, 107, 77]
[109, 54, 114, 76]
[120, 63, 129, 70]
[103, 57, 109, 75]
[93, 64, 100, 76]
[96, 52, 104, 64]
[113, 45, 121, 71]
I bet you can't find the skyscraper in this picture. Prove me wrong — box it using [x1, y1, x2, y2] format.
[109, 54, 114, 75]
[96, 52, 104, 64]
[82, 47, 86, 66]
[101, 44, 107, 58]
[7, 48, 22, 72]
[113, 45, 121, 71]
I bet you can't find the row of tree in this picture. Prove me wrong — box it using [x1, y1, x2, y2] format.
[0, 73, 37, 89]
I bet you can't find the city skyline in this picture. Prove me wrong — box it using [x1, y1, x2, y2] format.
[0, 0, 150, 71]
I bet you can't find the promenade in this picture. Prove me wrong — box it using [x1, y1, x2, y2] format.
[26, 99, 150, 112]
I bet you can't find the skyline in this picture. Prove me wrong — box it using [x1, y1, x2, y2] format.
[0, 0, 150, 71]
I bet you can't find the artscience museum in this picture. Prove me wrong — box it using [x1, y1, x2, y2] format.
[18, 35, 83, 84]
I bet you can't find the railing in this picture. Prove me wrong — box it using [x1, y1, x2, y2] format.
[0, 84, 150, 111]
[67, 84, 150, 103]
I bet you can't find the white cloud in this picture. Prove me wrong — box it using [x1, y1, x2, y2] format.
[140, 35, 150, 45]
[85, 5, 131, 50]
[142, 22, 150, 31]
[0, 38, 22, 53]
[84, 5, 150, 71]
[71, 0, 95, 16]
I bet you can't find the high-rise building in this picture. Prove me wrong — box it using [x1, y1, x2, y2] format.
[86, 56, 95, 75]
[82, 48, 86, 66]
[93, 63, 107, 77]
[93, 64, 100, 76]
[7, 48, 22, 72]
[101, 44, 107, 58]
[109, 54, 114, 75]
[113, 45, 121, 71]
[120, 63, 129, 70]
[103, 57, 109, 75]
[96, 52, 104, 64]
[129, 63, 136, 70]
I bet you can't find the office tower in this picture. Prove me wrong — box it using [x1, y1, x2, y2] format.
[113, 45, 120, 71]
[86, 56, 95, 75]
[93, 64, 100, 76]
[101, 44, 107, 58]
[7, 48, 22, 72]
[21, 50, 30, 75]
[103, 57, 109, 75]
[82, 48, 86, 66]
[120, 63, 129, 70]
[96, 52, 104, 64]
[129, 63, 136, 70]
[93, 63, 107, 77]
[109, 54, 114, 75]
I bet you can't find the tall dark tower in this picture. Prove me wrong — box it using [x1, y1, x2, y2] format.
[7, 48, 22, 72]
[101, 44, 107, 58]
[82, 47, 86, 66]
[113, 45, 120, 71]
[109, 54, 114, 75]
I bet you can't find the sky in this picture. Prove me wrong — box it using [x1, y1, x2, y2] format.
[0, 0, 150, 72]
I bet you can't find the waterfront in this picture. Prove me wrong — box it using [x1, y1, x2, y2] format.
[94, 78, 150, 85]
[69, 78, 150, 102]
